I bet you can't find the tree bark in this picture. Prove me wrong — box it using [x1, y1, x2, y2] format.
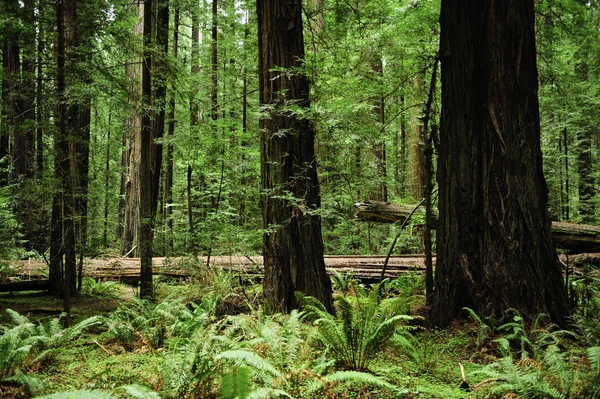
[54, 0, 75, 325]
[164, 3, 179, 254]
[121, 2, 144, 256]
[258, 0, 333, 313]
[139, 0, 154, 299]
[431, 0, 568, 327]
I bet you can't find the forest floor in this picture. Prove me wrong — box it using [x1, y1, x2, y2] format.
[1, 256, 599, 399]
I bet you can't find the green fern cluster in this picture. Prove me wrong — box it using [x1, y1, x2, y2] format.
[214, 310, 399, 398]
[104, 298, 193, 349]
[81, 278, 122, 298]
[304, 282, 415, 372]
[467, 309, 600, 398]
[1, 309, 102, 396]
[31, 383, 161, 399]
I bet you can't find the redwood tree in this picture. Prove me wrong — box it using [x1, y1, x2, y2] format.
[257, 0, 333, 313]
[431, 0, 569, 326]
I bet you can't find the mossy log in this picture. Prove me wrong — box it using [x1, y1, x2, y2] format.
[355, 201, 600, 253]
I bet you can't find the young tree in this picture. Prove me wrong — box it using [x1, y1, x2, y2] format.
[257, 0, 333, 313]
[431, 0, 569, 326]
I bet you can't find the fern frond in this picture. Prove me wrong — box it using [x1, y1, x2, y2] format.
[219, 366, 252, 399]
[216, 349, 281, 380]
[32, 390, 117, 399]
[120, 384, 162, 399]
[246, 387, 293, 399]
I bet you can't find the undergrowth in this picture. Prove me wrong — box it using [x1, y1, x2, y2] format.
[1, 263, 600, 399]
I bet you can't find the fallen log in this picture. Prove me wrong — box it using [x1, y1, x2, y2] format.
[0, 279, 51, 293]
[355, 201, 600, 254]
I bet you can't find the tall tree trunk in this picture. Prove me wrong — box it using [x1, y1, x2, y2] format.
[122, 2, 144, 256]
[139, 0, 154, 299]
[103, 117, 111, 248]
[139, 0, 167, 298]
[9, 0, 36, 182]
[577, 130, 596, 223]
[562, 128, 570, 220]
[407, 76, 425, 200]
[368, 57, 387, 202]
[35, 1, 44, 176]
[211, 0, 219, 123]
[54, 0, 75, 325]
[431, 0, 568, 327]
[187, 3, 199, 255]
[164, 4, 179, 254]
[258, 0, 333, 313]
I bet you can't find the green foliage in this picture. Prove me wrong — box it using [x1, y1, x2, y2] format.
[104, 298, 191, 350]
[469, 308, 600, 399]
[31, 384, 161, 399]
[463, 307, 494, 350]
[81, 278, 122, 298]
[214, 310, 399, 398]
[330, 269, 357, 294]
[0, 309, 42, 380]
[304, 283, 414, 371]
[218, 366, 252, 399]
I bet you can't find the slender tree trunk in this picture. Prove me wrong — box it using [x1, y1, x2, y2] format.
[431, 0, 568, 327]
[368, 57, 387, 202]
[408, 76, 425, 200]
[422, 57, 438, 304]
[55, 0, 74, 325]
[258, 0, 333, 313]
[563, 128, 570, 220]
[577, 130, 596, 223]
[164, 4, 179, 254]
[10, 0, 36, 182]
[35, 2, 44, 176]
[139, 0, 154, 299]
[211, 0, 219, 123]
[188, 4, 200, 256]
[103, 112, 111, 247]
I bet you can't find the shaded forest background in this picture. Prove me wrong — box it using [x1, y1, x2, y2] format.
[1, 0, 599, 262]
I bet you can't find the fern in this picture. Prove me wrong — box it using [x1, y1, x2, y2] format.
[305, 283, 414, 371]
[32, 390, 118, 399]
[330, 270, 356, 293]
[120, 384, 162, 399]
[474, 356, 566, 399]
[219, 366, 252, 399]
[31, 385, 162, 399]
[105, 298, 191, 349]
[33, 315, 103, 365]
[0, 309, 44, 379]
[463, 307, 493, 350]
[305, 370, 397, 395]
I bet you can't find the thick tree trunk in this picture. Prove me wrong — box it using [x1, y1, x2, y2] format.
[258, 0, 333, 313]
[431, 0, 568, 326]
[121, 3, 144, 256]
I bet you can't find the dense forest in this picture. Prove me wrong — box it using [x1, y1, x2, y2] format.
[1, 0, 600, 398]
